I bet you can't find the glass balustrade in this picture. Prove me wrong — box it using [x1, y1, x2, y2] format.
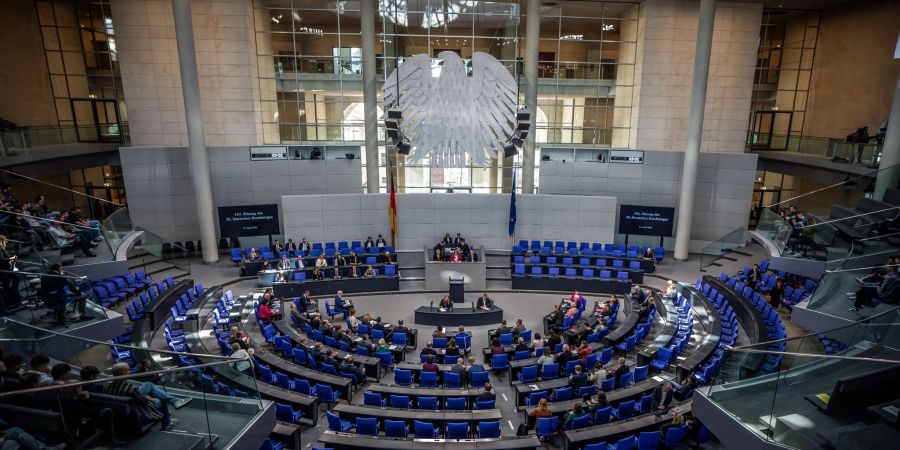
[699, 226, 746, 271]
[0, 317, 262, 449]
[0, 268, 108, 326]
[706, 306, 900, 449]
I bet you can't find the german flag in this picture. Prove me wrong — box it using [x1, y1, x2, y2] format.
[389, 172, 398, 246]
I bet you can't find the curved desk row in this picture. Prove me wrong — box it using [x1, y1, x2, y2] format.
[256, 263, 394, 286]
[272, 276, 400, 297]
[366, 384, 484, 409]
[242, 255, 393, 277]
[511, 250, 656, 273]
[704, 275, 767, 375]
[414, 305, 504, 327]
[563, 401, 692, 450]
[511, 276, 631, 295]
[635, 291, 678, 366]
[675, 286, 722, 381]
[318, 432, 541, 450]
[182, 286, 319, 425]
[333, 403, 502, 427]
[272, 313, 383, 380]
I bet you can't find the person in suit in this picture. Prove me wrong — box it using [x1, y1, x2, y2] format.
[372, 316, 386, 332]
[375, 234, 387, 250]
[745, 263, 762, 286]
[444, 340, 461, 360]
[460, 239, 471, 260]
[0, 235, 20, 311]
[420, 342, 437, 358]
[272, 240, 284, 254]
[394, 319, 409, 335]
[495, 320, 512, 337]
[450, 357, 467, 384]
[299, 289, 316, 313]
[546, 330, 562, 350]
[477, 293, 493, 310]
[300, 239, 311, 255]
[569, 365, 589, 388]
[556, 344, 574, 368]
[432, 327, 447, 339]
[467, 355, 486, 374]
[285, 239, 297, 253]
[364, 236, 375, 251]
[514, 337, 529, 352]
[438, 294, 453, 311]
[293, 255, 304, 269]
[277, 255, 292, 270]
[477, 383, 496, 402]
[513, 318, 526, 335]
[340, 355, 365, 384]
[613, 358, 629, 386]
[334, 290, 352, 317]
[310, 342, 326, 363]
[652, 381, 674, 410]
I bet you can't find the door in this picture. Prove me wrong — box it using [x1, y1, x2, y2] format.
[71, 99, 122, 143]
[751, 111, 793, 150]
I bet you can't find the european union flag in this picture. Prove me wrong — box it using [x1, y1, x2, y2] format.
[508, 171, 517, 237]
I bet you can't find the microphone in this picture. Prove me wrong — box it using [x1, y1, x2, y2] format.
[430, 301, 434, 311]
[471, 301, 475, 312]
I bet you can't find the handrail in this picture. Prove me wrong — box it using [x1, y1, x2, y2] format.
[802, 206, 900, 229]
[724, 347, 900, 364]
[0, 316, 242, 361]
[0, 167, 123, 206]
[1, 209, 95, 230]
[0, 357, 250, 399]
[763, 162, 894, 209]
[729, 304, 900, 350]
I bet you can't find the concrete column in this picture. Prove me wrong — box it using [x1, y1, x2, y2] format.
[874, 69, 900, 199]
[172, 0, 217, 264]
[674, 0, 716, 261]
[522, 0, 540, 194]
[361, 0, 380, 193]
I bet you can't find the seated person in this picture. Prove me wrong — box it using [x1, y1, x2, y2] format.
[334, 290, 353, 316]
[274, 271, 286, 283]
[422, 355, 439, 372]
[364, 265, 376, 277]
[375, 234, 387, 250]
[449, 249, 463, 262]
[272, 239, 284, 254]
[381, 251, 393, 264]
[494, 319, 511, 337]
[438, 294, 453, 311]
[300, 238, 311, 255]
[850, 264, 900, 311]
[630, 285, 647, 303]
[477, 383, 496, 402]
[432, 248, 443, 262]
[257, 298, 275, 324]
[568, 290, 585, 308]
[340, 355, 366, 383]
[285, 239, 297, 253]
[349, 251, 361, 267]
[664, 280, 678, 299]
[453, 233, 463, 246]
[276, 255, 293, 270]
[315, 254, 328, 271]
[364, 236, 376, 251]
[476, 292, 494, 310]
[643, 247, 655, 260]
[105, 362, 181, 431]
[513, 318, 526, 334]
[420, 342, 437, 358]
[311, 267, 324, 280]
[247, 248, 259, 261]
[459, 239, 471, 260]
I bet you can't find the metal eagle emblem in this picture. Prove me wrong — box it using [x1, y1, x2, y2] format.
[383, 51, 518, 168]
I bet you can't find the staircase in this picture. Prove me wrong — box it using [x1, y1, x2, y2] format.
[485, 250, 512, 290]
[126, 242, 190, 282]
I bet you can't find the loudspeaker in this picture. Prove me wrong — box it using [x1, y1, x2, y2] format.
[386, 128, 399, 139]
[397, 141, 411, 155]
[384, 118, 399, 130]
[516, 108, 530, 122]
[503, 142, 518, 157]
[516, 121, 530, 132]
[387, 109, 402, 119]
[512, 136, 524, 148]
[515, 129, 529, 141]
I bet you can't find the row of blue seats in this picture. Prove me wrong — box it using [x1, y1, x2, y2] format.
[694, 282, 740, 384]
[523, 364, 651, 408]
[279, 264, 399, 282]
[231, 243, 394, 262]
[327, 411, 500, 439]
[719, 275, 787, 373]
[577, 425, 692, 450]
[513, 240, 665, 261]
[515, 255, 645, 270]
[92, 270, 158, 308]
[514, 265, 633, 280]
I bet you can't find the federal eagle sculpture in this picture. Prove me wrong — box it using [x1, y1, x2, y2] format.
[383, 51, 519, 168]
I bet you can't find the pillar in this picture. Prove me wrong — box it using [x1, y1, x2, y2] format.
[361, 0, 380, 193]
[522, 0, 540, 194]
[673, 0, 716, 261]
[172, 0, 217, 264]
[874, 67, 900, 200]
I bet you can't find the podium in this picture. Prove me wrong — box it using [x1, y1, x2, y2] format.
[449, 277, 465, 304]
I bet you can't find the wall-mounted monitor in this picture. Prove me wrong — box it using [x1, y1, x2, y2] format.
[218, 204, 280, 237]
[249, 146, 287, 160]
[618, 204, 675, 237]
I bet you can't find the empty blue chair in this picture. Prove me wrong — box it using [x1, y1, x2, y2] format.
[478, 420, 501, 438]
[613, 400, 635, 420]
[470, 370, 489, 387]
[476, 399, 495, 410]
[617, 271, 629, 281]
[418, 396, 438, 410]
[447, 422, 469, 439]
[584, 444, 606, 450]
[364, 391, 385, 407]
[629, 261, 641, 270]
[414, 420, 440, 438]
[514, 264, 525, 275]
[554, 386, 573, 401]
[601, 377, 615, 392]
[536, 417, 558, 440]
[664, 425, 687, 446]
[420, 371, 438, 388]
[569, 414, 592, 430]
[260, 439, 284, 450]
[433, 337, 448, 348]
[518, 365, 538, 383]
[650, 348, 672, 371]
[444, 371, 462, 388]
[565, 268, 577, 277]
[635, 395, 653, 414]
[583, 268, 595, 277]
[619, 371, 633, 388]
[542, 363, 559, 380]
[275, 403, 303, 423]
[547, 256, 557, 264]
[356, 417, 378, 435]
[593, 406, 612, 425]
[446, 397, 466, 410]
[563, 257, 573, 265]
[326, 410, 352, 432]
[600, 270, 612, 279]
[638, 431, 660, 449]
[316, 384, 341, 406]
[499, 333, 513, 346]
[612, 435, 636, 450]
[491, 354, 509, 372]
[548, 267, 560, 276]
[384, 264, 397, 276]
[384, 420, 408, 438]
[531, 266, 543, 275]
[525, 390, 548, 406]
[633, 365, 649, 382]
[390, 394, 410, 409]
[514, 350, 531, 361]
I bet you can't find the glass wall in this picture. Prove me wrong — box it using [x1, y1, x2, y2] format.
[252, 0, 639, 192]
[748, 9, 819, 151]
[36, 0, 127, 143]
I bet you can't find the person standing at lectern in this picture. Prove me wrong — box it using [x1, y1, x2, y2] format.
[476, 293, 493, 310]
[439, 295, 453, 311]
